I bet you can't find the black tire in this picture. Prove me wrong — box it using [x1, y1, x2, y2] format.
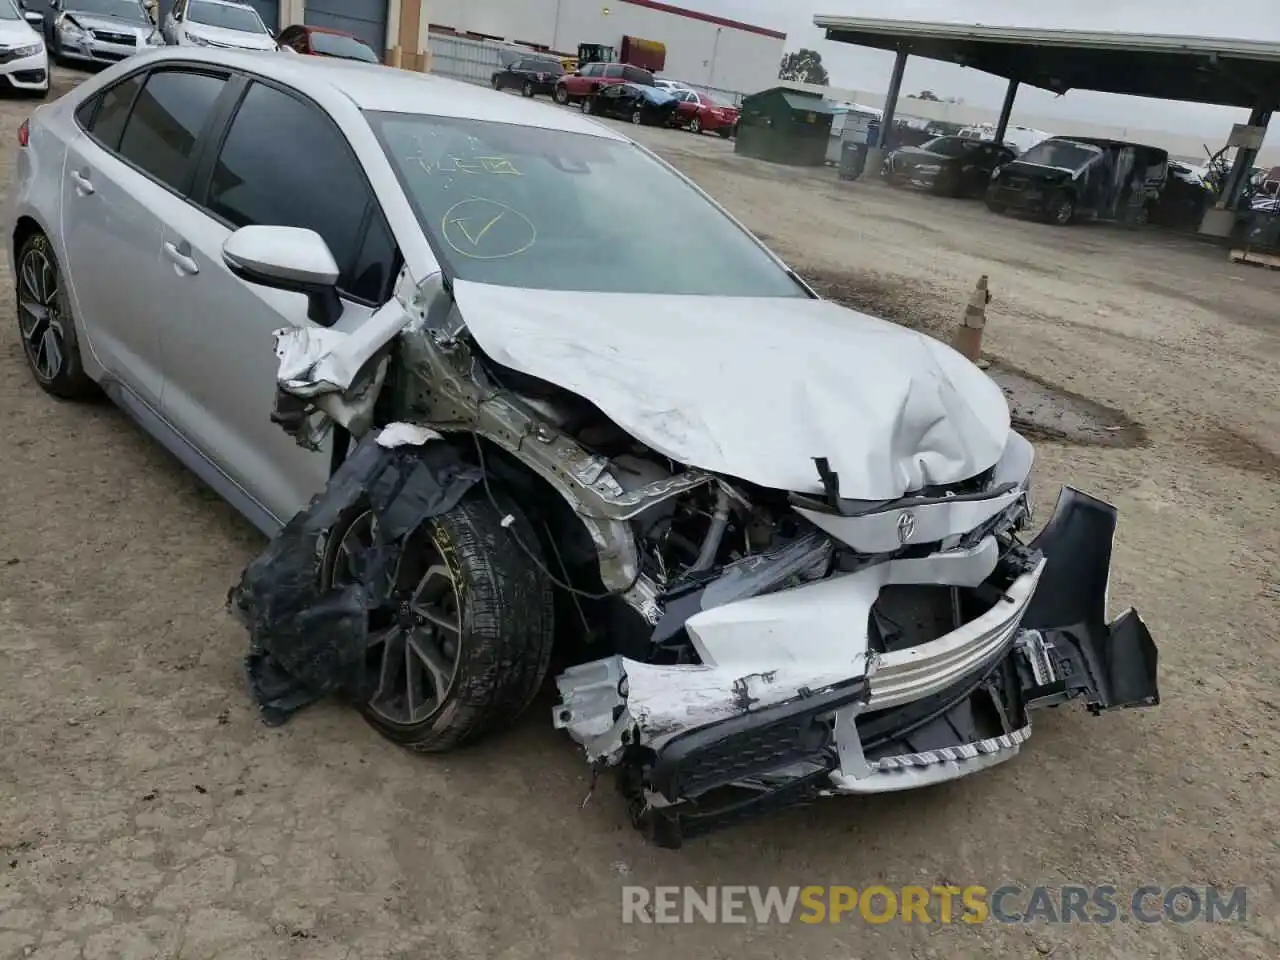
[689, 116, 702, 134]
[491, 75, 502, 90]
[581, 96, 592, 114]
[1046, 192, 1076, 226]
[521, 80, 534, 98]
[554, 85, 569, 105]
[631, 108, 643, 125]
[328, 494, 555, 753]
[15, 231, 97, 400]
[718, 127, 731, 139]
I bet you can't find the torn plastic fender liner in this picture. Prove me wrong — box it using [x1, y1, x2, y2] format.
[229, 428, 481, 726]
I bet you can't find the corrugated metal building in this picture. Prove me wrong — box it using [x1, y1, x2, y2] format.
[427, 0, 788, 95]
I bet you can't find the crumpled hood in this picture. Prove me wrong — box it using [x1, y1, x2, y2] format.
[452, 281, 1011, 500]
[62, 12, 151, 37]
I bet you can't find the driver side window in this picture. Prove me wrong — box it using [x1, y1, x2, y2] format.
[201, 81, 400, 305]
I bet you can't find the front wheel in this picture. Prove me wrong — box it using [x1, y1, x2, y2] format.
[326, 495, 555, 753]
[689, 116, 702, 134]
[491, 75, 502, 90]
[581, 97, 593, 114]
[1046, 192, 1076, 226]
[631, 108, 643, 125]
[554, 85, 569, 105]
[521, 80, 534, 97]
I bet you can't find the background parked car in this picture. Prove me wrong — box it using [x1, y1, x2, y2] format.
[987, 137, 1169, 225]
[555, 61, 653, 104]
[491, 55, 565, 98]
[885, 136, 1016, 198]
[33, 0, 159, 65]
[653, 77, 691, 92]
[582, 81, 677, 126]
[161, 0, 276, 51]
[670, 88, 739, 137]
[276, 23, 378, 63]
[3, 1, 50, 96]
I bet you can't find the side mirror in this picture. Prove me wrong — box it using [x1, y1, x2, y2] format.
[223, 225, 343, 326]
[23, 11, 42, 26]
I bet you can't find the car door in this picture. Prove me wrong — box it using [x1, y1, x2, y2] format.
[154, 76, 402, 526]
[596, 83, 629, 119]
[674, 89, 697, 124]
[60, 65, 231, 409]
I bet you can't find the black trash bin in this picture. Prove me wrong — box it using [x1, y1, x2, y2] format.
[839, 141, 868, 181]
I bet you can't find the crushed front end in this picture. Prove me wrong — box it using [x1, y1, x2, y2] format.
[553, 438, 1158, 848]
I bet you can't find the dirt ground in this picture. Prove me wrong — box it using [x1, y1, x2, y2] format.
[2, 70, 1278, 959]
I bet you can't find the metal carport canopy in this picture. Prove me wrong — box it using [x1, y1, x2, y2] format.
[812, 16, 1280, 108]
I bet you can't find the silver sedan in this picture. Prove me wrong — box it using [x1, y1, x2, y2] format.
[6, 47, 1157, 847]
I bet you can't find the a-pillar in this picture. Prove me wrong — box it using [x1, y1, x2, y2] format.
[866, 48, 908, 174]
[993, 78, 1019, 147]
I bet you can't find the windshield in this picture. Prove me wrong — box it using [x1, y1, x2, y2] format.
[920, 137, 970, 158]
[67, 0, 149, 20]
[1019, 139, 1102, 171]
[187, 0, 266, 33]
[0, 0, 17, 20]
[309, 30, 379, 62]
[368, 113, 805, 298]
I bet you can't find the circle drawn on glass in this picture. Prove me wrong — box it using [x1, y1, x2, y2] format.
[441, 198, 537, 260]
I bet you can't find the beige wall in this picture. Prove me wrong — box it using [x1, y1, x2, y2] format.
[281, 1, 428, 70]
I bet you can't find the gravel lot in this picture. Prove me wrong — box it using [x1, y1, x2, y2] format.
[2, 70, 1278, 959]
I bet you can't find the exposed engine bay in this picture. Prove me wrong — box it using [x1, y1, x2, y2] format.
[232, 269, 1161, 848]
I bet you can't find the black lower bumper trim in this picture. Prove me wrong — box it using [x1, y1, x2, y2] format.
[624, 678, 868, 849]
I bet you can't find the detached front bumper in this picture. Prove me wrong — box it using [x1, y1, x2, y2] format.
[555, 487, 1158, 848]
[58, 36, 143, 65]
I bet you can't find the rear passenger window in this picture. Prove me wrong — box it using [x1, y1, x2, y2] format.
[205, 81, 395, 302]
[118, 70, 227, 191]
[77, 73, 145, 149]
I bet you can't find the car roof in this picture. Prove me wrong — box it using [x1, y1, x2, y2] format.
[113, 48, 630, 141]
[195, 0, 259, 8]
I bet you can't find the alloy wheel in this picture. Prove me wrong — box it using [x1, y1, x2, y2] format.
[632, 109, 643, 125]
[17, 245, 67, 384]
[690, 117, 701, 134]
[331, 513, 463, 726]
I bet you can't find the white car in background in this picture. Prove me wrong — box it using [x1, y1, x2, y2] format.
[161, 0, 275, 51]
[1, 0, 49, 97]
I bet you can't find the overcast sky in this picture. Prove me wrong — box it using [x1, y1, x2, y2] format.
[679, 0, 1272, 142]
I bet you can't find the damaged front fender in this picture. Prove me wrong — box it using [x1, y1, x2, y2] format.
[229, 429, 481, 725]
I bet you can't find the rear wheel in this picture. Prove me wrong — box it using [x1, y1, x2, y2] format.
[554, 85, 569, 105]
[15, 231, 96, 400]
[581, 97, 593, 114]
[521, 80, 534, 97]
[491, 75, 502, 90]
[689, 116, 702, 134]
[324, 495, 555, 753]
[631, 108, 643, 125]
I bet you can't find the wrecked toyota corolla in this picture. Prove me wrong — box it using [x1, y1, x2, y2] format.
[229, 114, 1159, 850]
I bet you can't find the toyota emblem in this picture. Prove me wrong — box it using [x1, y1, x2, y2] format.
[896, 511, 917, 544]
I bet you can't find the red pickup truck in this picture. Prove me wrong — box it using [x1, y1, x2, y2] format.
[554, 62, 656, 105]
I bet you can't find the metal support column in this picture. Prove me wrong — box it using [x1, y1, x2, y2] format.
[867, 48, 908, 173]
[994, 78, 1019, 146]
[1201, 105, 1273, 236]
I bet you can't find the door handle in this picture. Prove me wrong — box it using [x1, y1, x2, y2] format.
[163, 240, 199, 275]
[70, 169, 94, 195]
